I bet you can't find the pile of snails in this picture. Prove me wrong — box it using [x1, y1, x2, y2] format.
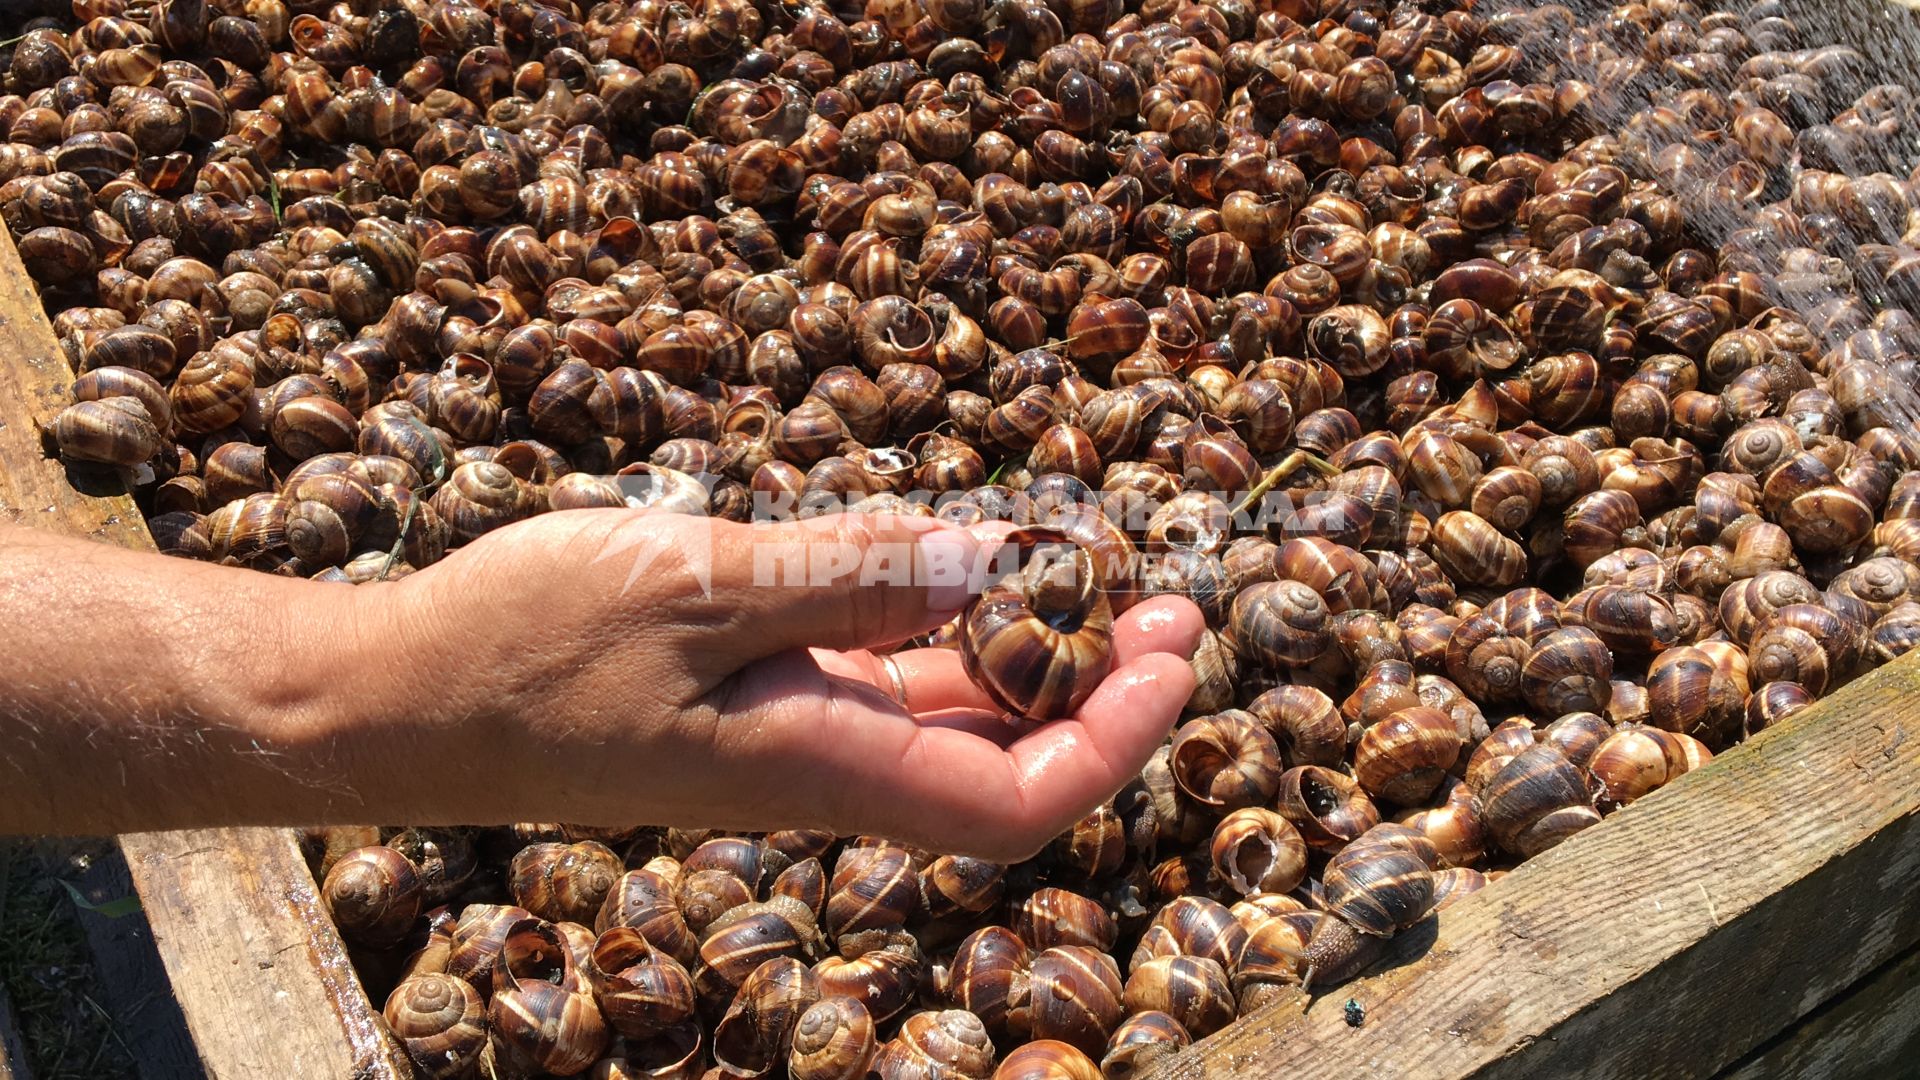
[11, 0, 1920, 1073]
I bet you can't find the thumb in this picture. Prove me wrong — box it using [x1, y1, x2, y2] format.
[698, 513, 995, 661]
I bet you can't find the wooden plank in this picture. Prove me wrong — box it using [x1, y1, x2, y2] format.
[62, 845, 205, 1079]
[0, 983, 31, 1080]
[119, 829, 411, 1080]
[1719, 942, 1920, 1080]
[0, 229, 406, 1078]
[1150, 650, 1920, 1080]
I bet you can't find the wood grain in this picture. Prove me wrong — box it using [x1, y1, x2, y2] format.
[0, 228, 408, 1079]
[1149, 651, 1920, 1080]
[61, 844, 202, 1079]
[0, 983, 29, 1080]
[119, 830, 411, 1080]
[1720, 944, 1920, 1080]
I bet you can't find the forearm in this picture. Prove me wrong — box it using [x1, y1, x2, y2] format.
[0, 524, 409, 833]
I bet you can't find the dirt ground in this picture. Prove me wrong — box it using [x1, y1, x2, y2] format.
[0, 841, 142, 1080]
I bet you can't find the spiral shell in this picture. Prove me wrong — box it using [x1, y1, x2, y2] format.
[384, 973, 487, 1080]
[960, 529, 1115, 721]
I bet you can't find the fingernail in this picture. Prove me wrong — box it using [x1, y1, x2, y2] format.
[920, 526, 983, 612]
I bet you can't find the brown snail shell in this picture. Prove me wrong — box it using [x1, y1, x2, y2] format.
[1476, 744, 1603, 858]
[1021, 945, 1125, 1055]
[947, 926, 1033, 1040]
[1322, 836, 1437, 939]
[1352, 706, 1463, 806]
[489, 919, 611, 1077]
[993, 1040, 1103, 1080]
[510, 841, 623, 926]
[51, 394, 164, 465]
[1120, 955, 1235, 1039]
[1275, 766, 1380, 852]
[960, 528, 1115, 721]
[712, 957, 821, 1077]
[1099, 1011, 1190, 1080]
[789, 996, 877, 1080]
[590, 928, 698, 1041]
[870, 1009, 995, 1080]
[1208, 808, 1308, 897]
[385, 972, 487, 1080]
[1168, 710, 1283, 810]
[322, 845, 423, 949]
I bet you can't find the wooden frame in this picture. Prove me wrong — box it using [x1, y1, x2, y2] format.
[3, 237, 1918, 1079]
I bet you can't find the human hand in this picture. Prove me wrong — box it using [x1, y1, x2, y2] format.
[364, 509, 1203, 860]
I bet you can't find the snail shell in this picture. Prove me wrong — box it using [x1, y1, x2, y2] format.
[1100, 1011, 1190, 1080]
[1208, 808, 1308, 896]
[790, 996, 877, 1080]
[960, 528, 1116, 721]
[489, 919, 610, 1077]
[510, 841, 623, 926]
[947, 926, 1032, 1039]
[1122, 955, 1235, 1039]
[590, 927, 697, 1040]
[870, 1009, 995, 1080]
[712, 956, 820, 1077]
[1168, 710, 1283, 810]
[384, 972, 487, 1080]
[1476, 744, 1603, 857]
[1322, 827, 1438, 937]
[1021, 945, 1125, 1055]
[322, 845, 422, 949]
[994, 1040, 1103, 1080]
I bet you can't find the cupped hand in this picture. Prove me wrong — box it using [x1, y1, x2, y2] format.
[375, 508, 1203, 861]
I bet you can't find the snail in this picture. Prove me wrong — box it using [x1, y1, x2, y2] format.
[960, 528, 1115, 721]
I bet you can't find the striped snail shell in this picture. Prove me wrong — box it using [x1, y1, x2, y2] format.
[384, 973, 487, 1080]
[589, 927, 697, 1040]
[826, 842, 921, 941]
[1121, 955, 1236, 1039]
[1430, 867, 1495, 911]
[1208, 808, 1308, 896]
[1168, 710, 1283, 810]
[1476, 744, 1603, 858]
[509, 840, 623, 926]
[790, 996, 877, 1080]
[692, 896, 826, 1006]
[1100, 1011, 1191, 1080]
[711, 956, 821, 1077]
[1021, 945, 1125, 1055]
[813, 930, 923, 1025]
[51, 394, 165, 465]
[947, 926, 1033, 1039]
[1519, 626, 1615, 717]
[960, 527, 1116, 721]
[1275, 765, 1380, 852]
[489, 919, 610, 1077]
[1587, 726, 1706, 810]
[443, 904, 535, 994]
[870, 1009, 996, 1080]
[993, 1040, 1103, 1080]
[322, 845, 422, 949]
[1322, 825, 1438, 937]
[1128, 894, 1247, 975]
[1352, 705, 1464, 806]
